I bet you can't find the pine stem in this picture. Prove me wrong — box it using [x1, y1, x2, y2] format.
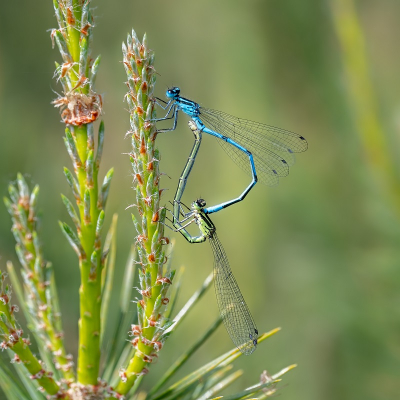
[116, 30, 172, 396]
[4, 176, 74, 382]
[52, 0, 110, 386]
[0, 271, 67, 398]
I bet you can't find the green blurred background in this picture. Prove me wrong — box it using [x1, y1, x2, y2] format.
[1, 1, 400, 399]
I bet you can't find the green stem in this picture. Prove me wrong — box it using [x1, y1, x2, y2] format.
[75, 124, 102, 384]
[116, 31, 168, 396]
[12, 342, 62, 396]
[67, 0, 82, 89]
[67, 3, 80, 62]
[53, 0, 106, 386]
[0, 293, 66, 397]
[5, 177, 75, 381]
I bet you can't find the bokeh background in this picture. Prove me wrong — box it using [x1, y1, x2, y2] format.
[1, 1, 400, 399]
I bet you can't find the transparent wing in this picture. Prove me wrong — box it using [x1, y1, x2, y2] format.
[199, 107, 308, 186]
[210, 233, 258, 355]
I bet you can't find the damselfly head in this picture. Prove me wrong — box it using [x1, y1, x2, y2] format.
[166, 87, 180, 99]
[192, 198, 206, 210]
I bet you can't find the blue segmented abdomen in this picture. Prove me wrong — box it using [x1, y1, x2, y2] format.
[198, 107, 308, 186]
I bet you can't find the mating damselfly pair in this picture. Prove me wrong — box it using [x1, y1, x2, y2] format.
[154, 88, 307, 355]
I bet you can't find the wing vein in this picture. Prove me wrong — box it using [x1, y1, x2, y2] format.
[210, 233, 258, 355]
[199, 107, 308, 186]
